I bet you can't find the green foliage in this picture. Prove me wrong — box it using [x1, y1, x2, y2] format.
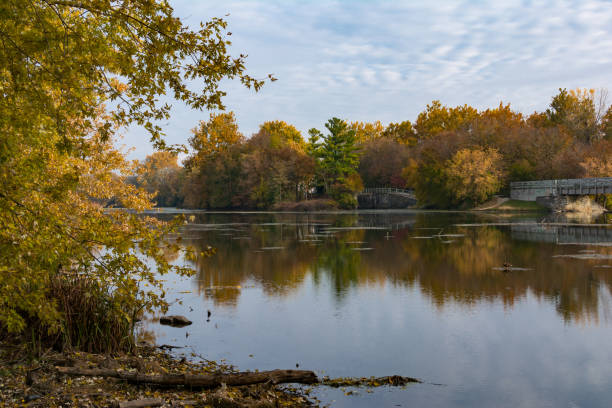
[0, 0, 263, 349]
[310, 118, 361, 197]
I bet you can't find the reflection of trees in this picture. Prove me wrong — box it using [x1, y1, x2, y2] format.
[312, 230, 364, 302]
[394, 226, 612, 324]
[176, 212, 612, 323]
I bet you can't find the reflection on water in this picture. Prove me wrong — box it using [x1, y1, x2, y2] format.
[182, 212, 612, 324]
[150, 211, 612, 408]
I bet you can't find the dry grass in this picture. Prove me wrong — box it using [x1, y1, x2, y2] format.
[2, 275, 135, 355]
[564, 196, 606, 216]
[272, 199, 338, 211]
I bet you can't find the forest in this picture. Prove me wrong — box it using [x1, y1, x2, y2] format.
[136, 88, 612, 210]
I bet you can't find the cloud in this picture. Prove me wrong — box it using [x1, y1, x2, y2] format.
[123, 0, 612, 159]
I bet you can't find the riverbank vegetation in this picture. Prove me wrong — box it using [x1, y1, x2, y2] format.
[0, 0, 264, 354]
[136, 89, 612, 211]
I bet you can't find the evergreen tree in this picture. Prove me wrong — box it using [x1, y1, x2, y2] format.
[309, 118, 361, 207]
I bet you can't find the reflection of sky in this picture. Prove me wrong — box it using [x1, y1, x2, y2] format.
[148, 212, 612, 407]
[156, 274, 612, 408]
[124, 0, 612, 159]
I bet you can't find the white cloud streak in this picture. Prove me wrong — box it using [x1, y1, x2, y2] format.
[123, 0, 612, 158]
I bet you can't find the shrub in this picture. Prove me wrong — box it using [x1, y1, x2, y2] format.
[1, 274, 135, 354]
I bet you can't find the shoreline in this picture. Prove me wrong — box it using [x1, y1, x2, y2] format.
[0, 343, 314, 407]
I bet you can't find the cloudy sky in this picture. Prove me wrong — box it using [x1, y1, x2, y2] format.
[123, 0, 612, 159]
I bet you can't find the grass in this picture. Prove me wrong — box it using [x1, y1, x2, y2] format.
[494, 200, 548, 211]
[2, 274, 136, 355]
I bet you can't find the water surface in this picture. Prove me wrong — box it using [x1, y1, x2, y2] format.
[146, 211, 612, 407]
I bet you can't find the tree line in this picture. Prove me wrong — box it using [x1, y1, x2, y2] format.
[138, 88, 612, 209]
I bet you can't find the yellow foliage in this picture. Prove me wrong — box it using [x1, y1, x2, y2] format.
[350, 121, 384, 143]
[445, 147, 503, 204]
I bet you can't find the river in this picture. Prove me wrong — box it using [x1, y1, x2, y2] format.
[144, 210, 612, 407]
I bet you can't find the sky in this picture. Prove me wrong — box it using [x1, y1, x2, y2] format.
[122, 0, 612, 159]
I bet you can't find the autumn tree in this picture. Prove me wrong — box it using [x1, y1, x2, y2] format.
[402, 132, 465, 208]
[0, 0, 264, 348]
[350, 121, 384, 144]
[382, 120, 417, 145]
[239, 128, 314, 208]
[546, 88, 610, 143]
[186, 112, 245, 167]
[580, 140, 612, 177]
[183, 112, 245, 208]
[358, 139, 411, 187]
[602, 106, 612, 141]
[137, 152, 182, 207]
[445, 147, 503, 205]
[259, 120, 306, 149]
[414, 101, 478, 140]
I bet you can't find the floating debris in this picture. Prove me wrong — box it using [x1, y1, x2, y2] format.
[350, 247, 373, 251]
[552, 254, 612, 260]
[493, 267, 532, 271]
[321, 375, 421, 388]
[261, 247, 285, 250]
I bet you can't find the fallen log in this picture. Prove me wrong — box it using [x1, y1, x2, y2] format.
[56, 366, 318, 388]
[113, 398, 164, 408]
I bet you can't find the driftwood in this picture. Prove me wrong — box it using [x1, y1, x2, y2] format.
[56, 366, 318, 388]
[114, 398, 164, 408]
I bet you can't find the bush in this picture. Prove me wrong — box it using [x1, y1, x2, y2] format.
[594, 194, 612, 211]
[445, 147, 503, 205]
[1, 274, 135, 354]
[335, 193, 358, 209]
[272, 199, 338, 211]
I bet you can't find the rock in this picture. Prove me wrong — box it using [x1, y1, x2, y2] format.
[159, 315, 192, 327]
[25, 394, 42, 402]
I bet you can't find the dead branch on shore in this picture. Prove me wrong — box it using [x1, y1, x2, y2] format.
[56, 366, 422, 390]
[56, 366, 319, 388]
